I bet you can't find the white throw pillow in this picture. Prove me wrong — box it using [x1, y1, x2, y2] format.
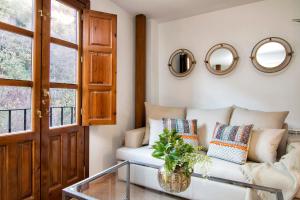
[248, 129, 285, 163]
[149, 119, 164, 147]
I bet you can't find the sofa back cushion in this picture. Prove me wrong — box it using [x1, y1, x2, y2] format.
[186, 107, 233, 148]
[248, 129, 285, 163]
[207, 122, 253, 164]
[144, 102, 185, 145]
[230, 107, 289, 157]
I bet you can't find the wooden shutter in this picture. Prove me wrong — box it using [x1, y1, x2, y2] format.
[82, 10, 117, 126]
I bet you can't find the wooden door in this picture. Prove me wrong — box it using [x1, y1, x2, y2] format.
[40, 0, 86, 199]
[0, 0, 42, 199]
[82, 10, 117, 126]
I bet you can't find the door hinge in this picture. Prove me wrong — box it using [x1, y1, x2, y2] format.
[80, 108, 83, 115]
[81, 15, 84, 21]
[80, 56, 83, 63]
[114, 33, 117, 38]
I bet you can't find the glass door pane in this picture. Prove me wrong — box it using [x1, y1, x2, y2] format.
[0, 30, 33, 80]
[0, 87, 32, 133]
[50, 88, 76, 127]
[51, 0, 78, 43]
[0, 0, 33, 30]
[50, 43, 77, 84]
[49, 0, 79, 128]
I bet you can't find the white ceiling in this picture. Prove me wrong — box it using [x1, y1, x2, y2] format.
[111, 0, 263, 22]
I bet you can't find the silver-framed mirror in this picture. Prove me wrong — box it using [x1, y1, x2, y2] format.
[250, 37, 293, 73]
[205, 43, 239, 75]
[168, 49, 196, 77]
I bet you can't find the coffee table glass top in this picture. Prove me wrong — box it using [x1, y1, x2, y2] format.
[62, 160, 283, 200]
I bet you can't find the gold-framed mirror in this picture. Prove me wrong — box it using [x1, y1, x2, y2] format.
[205, 43, 239, 75]
[168, 49, 196, 77]
[250, 37, 293, 73]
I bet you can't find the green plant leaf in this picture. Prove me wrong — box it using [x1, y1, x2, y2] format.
[152, 128, 211, 176]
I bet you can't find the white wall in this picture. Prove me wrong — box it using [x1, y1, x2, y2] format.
[154, 0, 300, 128]
[89, 0, 135, 175]
[88, 0, 300, 175]
[146, 19, 159, 103]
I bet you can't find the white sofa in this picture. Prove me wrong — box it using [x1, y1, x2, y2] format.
[116, 105, 300, 200]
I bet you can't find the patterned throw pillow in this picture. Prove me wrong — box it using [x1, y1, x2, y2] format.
[162, 118, 198, 147]
[207, 122, 253, 164]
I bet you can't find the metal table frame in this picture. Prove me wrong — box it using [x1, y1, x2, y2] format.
[62, 160, 283, 200]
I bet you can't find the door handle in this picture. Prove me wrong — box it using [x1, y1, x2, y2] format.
[37, 109, 50, 118]
[43, 89, 51, 102]
[37, 110, 42, 118]
[43, 89, 50, 97]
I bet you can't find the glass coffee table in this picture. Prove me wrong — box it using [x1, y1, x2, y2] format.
[62, 160, 283, 200]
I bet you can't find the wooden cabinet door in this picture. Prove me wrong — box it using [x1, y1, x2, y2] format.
[82, 10, 117, 126]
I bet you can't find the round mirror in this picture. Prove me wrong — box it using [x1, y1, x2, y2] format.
[205, 43, 239, 75]
[251, 37, 293, 73]
[168, 49, 196, 77]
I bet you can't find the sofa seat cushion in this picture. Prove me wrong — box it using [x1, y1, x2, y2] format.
[194, 157, 249, 182]
[117, 146, 164, 166]
[116, 146, 248, 183]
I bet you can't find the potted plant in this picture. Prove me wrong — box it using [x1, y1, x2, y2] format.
[152, 128, 211, 193]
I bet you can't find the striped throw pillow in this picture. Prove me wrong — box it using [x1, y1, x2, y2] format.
[162, 118, 198, 147]
[207, 122, 253, 164]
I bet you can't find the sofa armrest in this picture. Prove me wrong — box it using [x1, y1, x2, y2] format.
[287, 134, 300, 146]
[124, 127, 146, 148]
